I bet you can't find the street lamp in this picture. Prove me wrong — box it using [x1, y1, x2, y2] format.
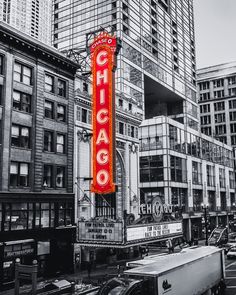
[201, 203, 209, 246]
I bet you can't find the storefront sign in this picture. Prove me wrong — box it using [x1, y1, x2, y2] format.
[140, 196, 173, 222]
[90, 32, 117, 194]
[78, 220, 123, 243]
[5, 248, 34, 259]
[127, 222, 183, 242]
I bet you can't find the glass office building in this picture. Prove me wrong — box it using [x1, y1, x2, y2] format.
[53, 0, 198, 127]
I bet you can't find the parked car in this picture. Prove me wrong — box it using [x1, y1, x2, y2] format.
[227, 246, 236, 259]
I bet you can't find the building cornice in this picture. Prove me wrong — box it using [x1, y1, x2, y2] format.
[0, 22, 79, 73]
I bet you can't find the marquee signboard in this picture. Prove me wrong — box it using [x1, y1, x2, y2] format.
[126, 222, 183, 242]
[78, 220, 123, 243]
[90, 32, 117, 194]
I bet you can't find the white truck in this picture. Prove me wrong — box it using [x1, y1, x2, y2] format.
[98, 246, 225, 295]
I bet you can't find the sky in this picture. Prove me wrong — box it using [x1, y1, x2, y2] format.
[193, 0, 236, 69]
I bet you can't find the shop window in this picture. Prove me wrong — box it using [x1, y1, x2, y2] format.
[58, 202, 73, 226]
[13, 90, 31, 113]
[56, 134, 65, 153]
[44, 100, 54, 119]
[56, 166, 65, 188]
[10, 162, 29, 188]
[58, 79, 66, 97]
[14, 62, 32, 85]
[45, 74, 54, 93]
[35, 202, 54, 228]
[57, 104, 66, 122]
[193, 190, 203, 212]
[44, 130, 53, 152]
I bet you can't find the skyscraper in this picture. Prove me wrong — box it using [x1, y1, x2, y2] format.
[198, 61, 236, 147]
[53, 0, 198, 127]
[0, 0, 52, 45]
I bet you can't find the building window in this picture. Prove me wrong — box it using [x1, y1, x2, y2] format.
[213, 78, 224, 88]
[95, 193, 116, 219]
[44, 130, 53, 152]
[11, 125, 30, 148]
[214, 113, 225, 123]
[215, 125, 226, 135]
[229, 88, 236, 97]
[56, 166, 65, 188]
[118, 99, 123, 107]
[170, 156, 187, 182]
[199, 81, 209, 90]
[200, 115, 211, 125]
[128, 103, 132, 111]
[214, 102, 225, 112]
[169, 125, 185, 153]
[57, 104, 66, 122]
[13, 90, 31, 113]
[230, 123, 236, 133]
[140, 155, 163, 182]
[200, 104, 210, 113]
[82, 108, 87, 123]
[56, 134, 65, 153]
[230, 111, 236, 121]
[193, 190, 203, 212]
[58, 79, 66, 97]
[229, 100, 236, 109]
[58, 202, 73, 226]
[192, 161, 202, 185]
[231, 135, 236, 145]
[201, 127, 212, 136]
[207, 165, 215, 186]
[4, 203, 33, 230]
[214, 90, 224, 98]
[228, 76, 236, 85]
[229, 171, 235, 189]
[45, 74, 54, 93]
[199, 92, 210, 101]
[43, 165, 53, 188]
[10, 162, 29, 187]
[118, 122, 124, 134]
[14, 62, 32, 85]
[0, 55, 3, 75]
[219, 168, 226, 188]
[44, 100, 54, 119]
[76, 107, 91, 124]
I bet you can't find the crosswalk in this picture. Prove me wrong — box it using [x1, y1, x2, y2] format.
[225, 260, 236, 294]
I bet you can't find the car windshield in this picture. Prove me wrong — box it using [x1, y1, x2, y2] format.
[229, 248, 236, 252]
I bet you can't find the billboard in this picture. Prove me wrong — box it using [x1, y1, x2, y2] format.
[90, 32, 117, 194]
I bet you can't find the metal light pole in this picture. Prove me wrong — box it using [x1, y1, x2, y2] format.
[202, 203, 209, 246]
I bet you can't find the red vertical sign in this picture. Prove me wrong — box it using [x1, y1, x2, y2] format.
[90, 32, 117, 194]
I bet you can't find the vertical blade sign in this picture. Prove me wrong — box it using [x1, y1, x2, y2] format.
[90, 32, 117, 194]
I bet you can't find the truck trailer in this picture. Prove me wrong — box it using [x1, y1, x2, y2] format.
[98, 246, 225, 295]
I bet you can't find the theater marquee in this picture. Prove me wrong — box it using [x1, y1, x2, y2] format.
[90, 32, 117, 194]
